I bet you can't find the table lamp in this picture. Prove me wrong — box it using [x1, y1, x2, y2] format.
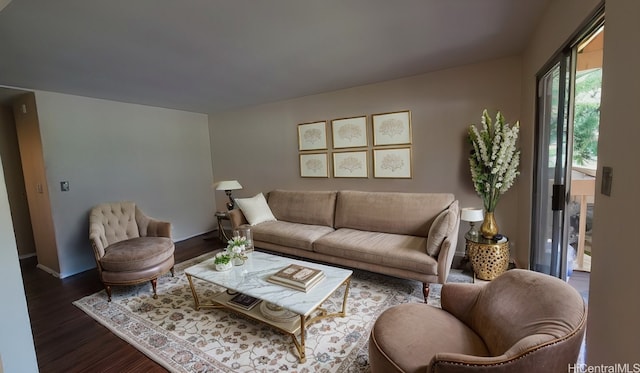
[214, 180, 243, 210]
[460, 208, 484, 240]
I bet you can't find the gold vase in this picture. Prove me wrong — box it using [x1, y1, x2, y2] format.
[480, 211, 499, 239]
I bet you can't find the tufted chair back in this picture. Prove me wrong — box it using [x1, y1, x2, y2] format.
[89, 201, 160, 259]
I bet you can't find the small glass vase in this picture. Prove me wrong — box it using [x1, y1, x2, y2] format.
[233, 257, 245, 266]
[215, 262, 233, 272]
[480, 211, 499, 239]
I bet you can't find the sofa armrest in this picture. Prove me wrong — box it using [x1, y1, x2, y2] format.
[228, 209, 248, 230]
[432, 200, 460, 283]
[436, 237, 454, 283]
[436, 219, 460, 283]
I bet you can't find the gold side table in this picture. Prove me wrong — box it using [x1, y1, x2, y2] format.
[466, 235, 510, 280]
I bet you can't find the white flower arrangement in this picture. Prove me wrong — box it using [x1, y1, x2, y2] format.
[468, 109, 521, 212]
[214, 251, 232, 265]
[214, 236, 249, 267]
[226, 236, 248, 260]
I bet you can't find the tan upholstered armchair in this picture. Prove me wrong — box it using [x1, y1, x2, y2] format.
[369, 269, 587, 372]
[89, 201, 175, 301]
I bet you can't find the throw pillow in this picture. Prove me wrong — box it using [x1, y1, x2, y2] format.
[235, 193, 277, 226]
[425, 201, 457, 256]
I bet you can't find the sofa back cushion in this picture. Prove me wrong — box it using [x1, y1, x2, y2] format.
[334, 191, 455, 237]
[267, 190, 337, 227]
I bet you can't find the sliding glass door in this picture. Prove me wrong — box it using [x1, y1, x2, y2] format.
[531, 54, 574, 279]
[532, 10, 603, 279]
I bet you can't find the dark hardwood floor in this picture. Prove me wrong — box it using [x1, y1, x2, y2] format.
[20, 233, 223, 373]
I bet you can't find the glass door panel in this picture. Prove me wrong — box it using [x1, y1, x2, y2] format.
[531, 55, 572, 279]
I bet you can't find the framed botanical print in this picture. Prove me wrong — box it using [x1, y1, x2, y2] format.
[299, 152, 329, 178]
[373, 147, 412, 178]
[298, 121, 328, 151]
[372, 110, 412, 146]
[333, 150, 368, 178]
[331, 116, 368, 148]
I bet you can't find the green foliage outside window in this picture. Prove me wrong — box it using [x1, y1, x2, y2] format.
[572, 69, 601, 167]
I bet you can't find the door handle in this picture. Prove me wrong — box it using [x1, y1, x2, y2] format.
[552, 184, 566, 211]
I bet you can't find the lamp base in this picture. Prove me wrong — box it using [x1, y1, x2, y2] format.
[465, 222, 479, 240]
[225, 190, 235, 210]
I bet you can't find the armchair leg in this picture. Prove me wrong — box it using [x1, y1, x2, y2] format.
[170, 266, 175, 277]
[422, 282, 430, 303]
[105, 285, 112, 302]
[151, 278, 158, 299]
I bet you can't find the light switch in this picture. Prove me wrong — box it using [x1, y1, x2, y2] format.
[60, 181, 70, 192]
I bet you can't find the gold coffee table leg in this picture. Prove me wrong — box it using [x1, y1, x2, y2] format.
[291, 315, 307, 363]
[291, 277, 351, 362]
[186, 274, 224, 310]
[186, 274, 202, 310]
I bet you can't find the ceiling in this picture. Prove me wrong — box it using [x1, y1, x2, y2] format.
[0, 1, 549, 114]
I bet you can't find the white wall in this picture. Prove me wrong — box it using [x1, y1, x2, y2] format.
[34, 91, 215, 277]
[587, 0, 640, 363]
[0, 156, 39, 373]
[210, 57, 523, 256]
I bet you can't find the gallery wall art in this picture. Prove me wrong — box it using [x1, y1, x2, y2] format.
[298, 110, 412, 179]
[333, 150, 368, 178]
[299, 152, 329, 178]
[331, 116, 368, 149]
[298, 121, 328, 151]
[372, 110, 412, 146]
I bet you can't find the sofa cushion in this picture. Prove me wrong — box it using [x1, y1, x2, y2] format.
[100, 237, 175, 272]
[267, 190, 337, 227]
[313, 228, 437, 274]
[426, 200, 458, 256]
[334, 191, 454, 237]
[252, 220, 335, 251]
[236, 193, 277, 226]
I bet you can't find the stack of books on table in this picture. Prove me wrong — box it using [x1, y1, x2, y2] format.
[227, 293, 261, 310]
[267, 264, 325, 292]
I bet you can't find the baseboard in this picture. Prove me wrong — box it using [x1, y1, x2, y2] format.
[18, 252, 37, 260]
[175, 230, 216, 242]
[36, 264, 61, 278]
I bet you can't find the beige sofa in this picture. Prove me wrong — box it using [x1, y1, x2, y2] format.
[229, 190, 460, 298]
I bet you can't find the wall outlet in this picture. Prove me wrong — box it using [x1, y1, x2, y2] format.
[60, 181, 70, 192]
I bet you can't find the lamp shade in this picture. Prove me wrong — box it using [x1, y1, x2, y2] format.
[214, 180, 243, 191]
[460, 207, 484, 222]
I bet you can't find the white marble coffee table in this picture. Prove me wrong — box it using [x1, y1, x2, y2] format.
[184, 250, 352, 362]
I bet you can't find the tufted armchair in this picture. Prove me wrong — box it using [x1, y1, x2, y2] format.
[369, 269, 587, 373]
[89, 201, 175, 301]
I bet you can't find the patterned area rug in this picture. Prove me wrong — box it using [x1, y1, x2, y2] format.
[74, 253, 472, 372]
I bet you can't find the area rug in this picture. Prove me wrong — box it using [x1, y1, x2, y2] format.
[74, 253, 472, 372]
